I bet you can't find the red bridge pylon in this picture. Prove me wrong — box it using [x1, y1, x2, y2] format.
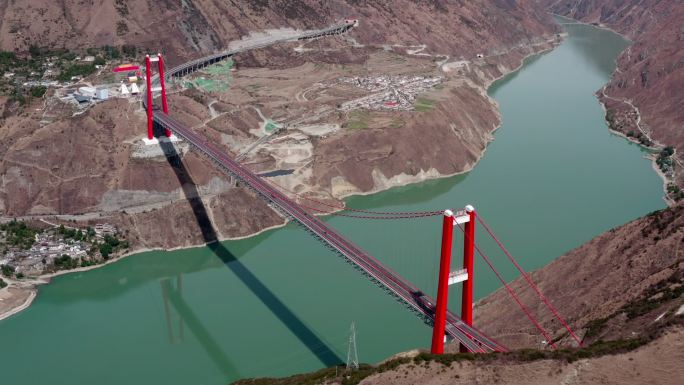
[431, 205, 476, 354]
[144, 53, 172, 143]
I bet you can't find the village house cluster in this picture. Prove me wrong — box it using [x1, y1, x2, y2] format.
[336, 74, 443, 111]
[2, 55, 105, 90]
[0, 223, 120, 277]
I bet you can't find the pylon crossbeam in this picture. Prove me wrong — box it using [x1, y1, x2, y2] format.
[448, 268, 468, 285]
[454, 214, 470, 224]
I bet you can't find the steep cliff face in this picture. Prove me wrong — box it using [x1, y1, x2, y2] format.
[541, 0, 684, 187]
[0, 0, 556, 60]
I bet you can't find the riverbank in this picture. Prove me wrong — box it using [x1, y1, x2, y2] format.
[600, 78, 676, 205]
[596, 105, 676, 206]
[333, 36, 560, 200]
[552, 13, 622, 35]
[0, 216, 296, 321]
[556, 14, 680, 205]
[0, 247, 153, 321]
[598, 85, 677, 206]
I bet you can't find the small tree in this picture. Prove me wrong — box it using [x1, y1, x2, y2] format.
[99, 243, 113, 259]
[60, 51, 77, 61]
[121, 44, 137, 57]
[54, 254, 78, 270]
[103, 45, 120, 59]
[104, 234, 120, 248]
[1, 264, 15, 277]
[30, 86, 47, 98]
[28, 45, 43, 57]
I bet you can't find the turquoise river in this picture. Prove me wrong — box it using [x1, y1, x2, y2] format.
[0, 19, 665, 385]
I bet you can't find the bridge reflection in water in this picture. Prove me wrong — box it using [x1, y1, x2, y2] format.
[160, 275, 184, 344]
[158, 139, 343, 368]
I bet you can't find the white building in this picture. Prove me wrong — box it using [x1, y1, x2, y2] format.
[96, 87, 109, 100]
[94, 224, 117, 238]
[48, 244, 64, 252]
[79, 86, 97, 97]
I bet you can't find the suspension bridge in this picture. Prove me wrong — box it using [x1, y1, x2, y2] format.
[141, 19, 582, 354]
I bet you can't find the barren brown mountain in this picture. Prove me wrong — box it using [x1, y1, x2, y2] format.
[0, 1, 554, 61]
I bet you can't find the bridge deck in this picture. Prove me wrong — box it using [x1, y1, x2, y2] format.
[153, 112, 504, 353]
[144, 20, 506, 353]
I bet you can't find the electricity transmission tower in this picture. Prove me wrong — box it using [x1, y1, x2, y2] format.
[346, 322, 359, 370]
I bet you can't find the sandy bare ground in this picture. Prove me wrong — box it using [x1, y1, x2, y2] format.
[0, 285, 35, 321]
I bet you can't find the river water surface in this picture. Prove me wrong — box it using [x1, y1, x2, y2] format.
[0, 20, 665, 384]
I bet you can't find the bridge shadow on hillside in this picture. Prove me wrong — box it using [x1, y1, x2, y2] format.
[158, 137, 342, 368]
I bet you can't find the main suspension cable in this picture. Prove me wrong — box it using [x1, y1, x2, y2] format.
[299, 201, 441, 219]
[266, 179, 442, 217]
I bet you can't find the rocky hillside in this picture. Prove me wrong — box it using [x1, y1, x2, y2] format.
[475, 203, 683, 349]
[0, 1, 555, 61]
[541, 0, 684, 189]
[235, 328, 684, 385]
[0, 98, 282, 249]
[0, 1, 559, 250]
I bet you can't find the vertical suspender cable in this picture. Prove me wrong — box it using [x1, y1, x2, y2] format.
[477, 216, 583, 346]
[456, 224, 557, 349]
